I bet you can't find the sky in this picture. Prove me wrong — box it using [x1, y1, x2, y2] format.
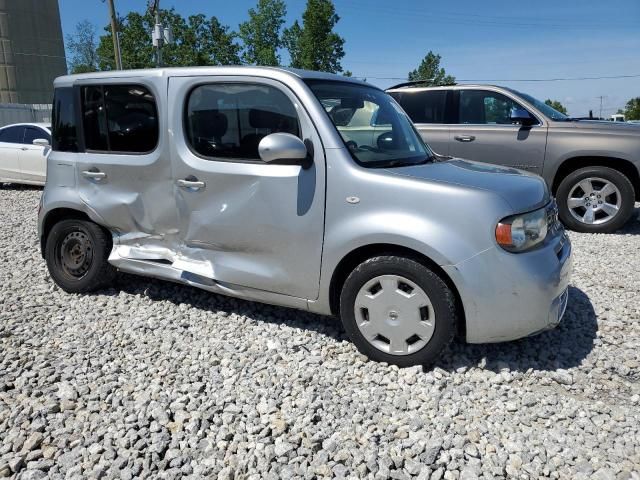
[57, 0, 640, 117]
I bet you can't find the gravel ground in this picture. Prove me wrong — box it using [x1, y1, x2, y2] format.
[1, 185, 639, 480]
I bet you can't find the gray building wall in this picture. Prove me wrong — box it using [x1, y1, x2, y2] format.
[0, 0, 67, 104]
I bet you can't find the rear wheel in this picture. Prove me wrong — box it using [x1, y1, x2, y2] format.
[556, 166, 635, 233]
[45, 219, 116, 293]
[339, 255, 457, 367]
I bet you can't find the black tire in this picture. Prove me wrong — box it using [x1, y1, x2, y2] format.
[556, 166, 635, 233]
[45, 219, 116, 293]
[339, 255, 457, 367]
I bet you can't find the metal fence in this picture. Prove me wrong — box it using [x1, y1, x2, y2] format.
[0, 103, 52, 127]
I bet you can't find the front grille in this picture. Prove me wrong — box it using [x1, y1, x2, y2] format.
[546, 200, 562, 235]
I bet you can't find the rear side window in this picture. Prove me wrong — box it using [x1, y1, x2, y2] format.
[0, 126, 25, 144]
[185, 83, 300, 161]
[390, 90, 447, 124]
[52, 87, 78, 152]
[81, 84, 158, 153]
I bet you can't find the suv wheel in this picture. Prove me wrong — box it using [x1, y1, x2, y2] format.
[339, 256, 457, 367]
[556, 166, 635, 233]
[45, 219, 116, 293]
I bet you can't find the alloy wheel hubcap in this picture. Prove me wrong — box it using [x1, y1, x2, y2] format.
[567, 177, 621, 225]
[354, 274, 435, 356]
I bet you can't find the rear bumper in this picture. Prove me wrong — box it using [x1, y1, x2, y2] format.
[443, 232, 572, 344]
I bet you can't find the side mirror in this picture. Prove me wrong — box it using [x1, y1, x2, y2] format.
[33, 138, 50, 147]
[510, 108, 535, 126]
[377, 131, 395, 150]
[258, 133, 311, 168]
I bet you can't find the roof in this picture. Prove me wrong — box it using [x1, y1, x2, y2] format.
[0, 122, 50, 129]
[386, 83, 503, 92]
[54, 65, 370, 88]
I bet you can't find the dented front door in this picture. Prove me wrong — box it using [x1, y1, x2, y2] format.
[168, 76, 326, 300]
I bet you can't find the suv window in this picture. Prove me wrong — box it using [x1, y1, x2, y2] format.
[458, 90, 525, 125]
[52, 87, 79, 152]
[24, 127, 50, 145]
[81, 84, 158, 153]
[185, 83, 300, 161]
[0, 126, 24, 144]
[390, 90, 447, 124]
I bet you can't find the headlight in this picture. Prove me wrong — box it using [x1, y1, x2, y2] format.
[495, 207, 548, 252]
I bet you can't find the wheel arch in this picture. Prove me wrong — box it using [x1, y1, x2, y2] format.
[328, 243, 466, 340]
[551, 156, 640, 201]
[40, 208, 94, 258]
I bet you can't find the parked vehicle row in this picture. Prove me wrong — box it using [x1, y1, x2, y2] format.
[0, 123, 51, 185]
[38, 67, 572, 366]
[386, 83, 640, 233]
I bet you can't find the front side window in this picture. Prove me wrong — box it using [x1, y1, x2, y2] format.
[81, 84, 158, 153]
[307, 80, 432, 168]
[185, 83, 300, 160]
[390, 90, 447, 124]
[458, 90, 527, 125]
[23, 127, 50, 145]
[52, 87, 78, 152]
[0, 126, 25, 144]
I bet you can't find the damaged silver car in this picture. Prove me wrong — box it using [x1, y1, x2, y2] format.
[39, 67, 572, 366]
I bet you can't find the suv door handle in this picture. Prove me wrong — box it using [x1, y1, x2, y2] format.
[454, 135, 476, 142]
[177, 177, 205, 190]
[81, 170, 107, 180]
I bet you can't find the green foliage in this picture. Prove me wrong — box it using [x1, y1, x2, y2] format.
[407, 51, 455, 86]
[283, 0, 345, 73]
[623, 97, 640, 120]
[96, 9, 241, 70]
[544, 99, 568, 115]
[239, 0, 287, 66]
[66, 20, 99, 73]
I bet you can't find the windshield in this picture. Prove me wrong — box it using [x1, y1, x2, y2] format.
[506, 88, 569, 121]
[306, 80, 432, 168]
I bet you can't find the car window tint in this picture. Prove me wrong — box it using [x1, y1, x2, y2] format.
[23, 127, 47, 145]
[104, 85, 158, 152]
[459, 90, 523, 125]
[185, 83, 300, 161]
[391, 90, 447, 124]
[80, 84, 158, 153]
[0, 126, 25, 144]
[52, 87, 79, 152]
[82, 86, 109, 151]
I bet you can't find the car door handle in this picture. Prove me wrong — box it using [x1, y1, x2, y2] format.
[177, 178, 205, 190]
[454, 135, 476, 142]
[81, 170, 107, 180]
[21, 146, 28, 151]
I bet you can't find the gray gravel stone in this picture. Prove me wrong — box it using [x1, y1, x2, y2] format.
[0, 188, 639, 478]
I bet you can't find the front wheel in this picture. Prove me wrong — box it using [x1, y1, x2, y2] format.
[556, 166, 635, 233]
[339, 256, 458, 367]
[45, 219, 116, 293]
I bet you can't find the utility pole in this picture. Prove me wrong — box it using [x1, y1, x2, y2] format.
[106, 0, 123, 70]
[597, 96, 606, 119]
[149, 0, 172, 67]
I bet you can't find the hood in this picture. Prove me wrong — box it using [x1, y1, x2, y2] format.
[386, 158, 549, 212]
[555, 119, 640, 134]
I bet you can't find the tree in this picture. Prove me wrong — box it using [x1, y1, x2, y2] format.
[407, 51, 455, 86]
[544, 99, 568, 115]
[623, 97, 640, 120]
[239, 0, 287, 66]
[96, 9, 241, 70]
[283, 0, 345, 73]
[66, 20, 100, 73]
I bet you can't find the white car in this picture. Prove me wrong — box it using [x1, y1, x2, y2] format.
[0, 122, 51, 185]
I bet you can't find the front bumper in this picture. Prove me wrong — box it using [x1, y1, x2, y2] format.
[443, 231, 573, 344]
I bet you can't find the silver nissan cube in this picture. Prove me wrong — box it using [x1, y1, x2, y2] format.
[39, 67, 572, 366]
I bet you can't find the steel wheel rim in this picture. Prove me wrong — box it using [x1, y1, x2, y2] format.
[59, 230, 93, 279]
[567, 177, 622, 225]
[354, 274, 435, 356]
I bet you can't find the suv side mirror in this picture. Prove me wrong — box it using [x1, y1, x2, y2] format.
[258, 133, 311, 168]
[33, 138, 50, 147]
[510, 108, 535, 126]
